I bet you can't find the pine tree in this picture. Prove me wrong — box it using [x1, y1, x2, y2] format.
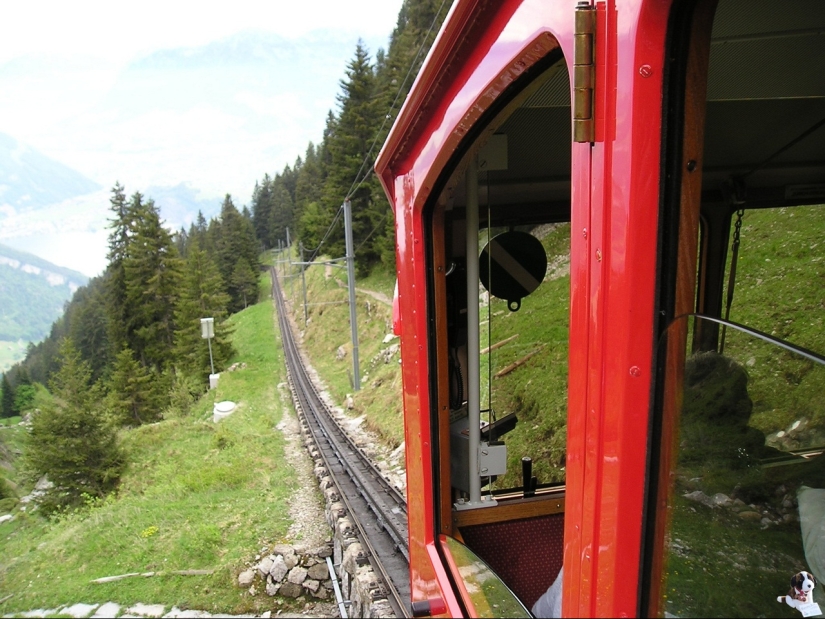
[122, 197, 184, 370]
[174, 242, 234, 380]
[0, 374, 15, 418]
[322, 42, 384, 272]
[230, 257, 259, 310]
[215, 195, 260, 313]
[267, 176, 295, 249]
[105, 183, 136, 356]
[25, 340, 125, 512]
[65, 277, 110, 382]
[252, 176, 273, 247]
[107, 347, 165, 426]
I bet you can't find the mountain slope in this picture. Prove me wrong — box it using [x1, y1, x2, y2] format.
[0, 243, 88, 369]
[0, 133, 100, 214]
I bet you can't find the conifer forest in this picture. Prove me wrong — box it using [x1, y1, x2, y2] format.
[0, 0, 449, 514]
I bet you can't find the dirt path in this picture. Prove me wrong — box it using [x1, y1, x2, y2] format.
[332, 278, 392, 306]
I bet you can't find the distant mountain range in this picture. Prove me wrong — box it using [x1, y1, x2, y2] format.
[0, 243, 88, 372]
[0, 134, 220, 277]
[0, 132, 101, 215]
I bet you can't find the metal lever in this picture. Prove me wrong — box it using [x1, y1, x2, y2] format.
[522, 456, 535, 498]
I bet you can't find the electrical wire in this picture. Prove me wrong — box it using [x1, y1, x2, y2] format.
[302, 1, 451, 263]
[344, 0, 451, 201]
[305, 204, 344, 264]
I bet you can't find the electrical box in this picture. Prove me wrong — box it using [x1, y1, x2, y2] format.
[201, 317, 214, 339]
[449, 412, 517, 493]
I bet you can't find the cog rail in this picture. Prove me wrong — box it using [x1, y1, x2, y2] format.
[270, 267, 411, 617]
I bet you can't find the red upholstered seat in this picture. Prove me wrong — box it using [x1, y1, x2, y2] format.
[459, 513, 564, 610]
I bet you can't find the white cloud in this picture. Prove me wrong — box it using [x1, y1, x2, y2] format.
[0, 1, 402, 64]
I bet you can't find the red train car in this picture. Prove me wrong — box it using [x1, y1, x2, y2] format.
[376, 0, 825, 616]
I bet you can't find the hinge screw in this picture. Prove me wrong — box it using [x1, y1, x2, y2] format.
[639, 64, 653, 78]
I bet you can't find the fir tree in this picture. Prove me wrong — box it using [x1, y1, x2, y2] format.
[230, 257, 259, 310]
[107, 347, 165, 426]
[174, 242, 234, 380]
[0, 374, 15, 418]
[122, 197, 183, 370]
[25, 340, 125, 512]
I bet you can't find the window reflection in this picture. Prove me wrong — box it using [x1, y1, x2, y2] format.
[658, 316, 825, 618]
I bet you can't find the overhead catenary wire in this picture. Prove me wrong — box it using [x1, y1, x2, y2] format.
[302, 1, 450, 263]
[305, 203, 344, 264]
[344, 0, 451, 201]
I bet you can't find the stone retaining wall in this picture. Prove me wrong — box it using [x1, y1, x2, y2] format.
[236, 419, 396, 618]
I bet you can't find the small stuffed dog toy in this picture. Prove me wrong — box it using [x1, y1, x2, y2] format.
[778, 571, 817, 609]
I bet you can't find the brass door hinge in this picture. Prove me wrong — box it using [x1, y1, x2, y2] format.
[573, 1, 596, 143]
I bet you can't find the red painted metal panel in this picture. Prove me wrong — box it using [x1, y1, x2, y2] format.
[376, 0, 676, 616]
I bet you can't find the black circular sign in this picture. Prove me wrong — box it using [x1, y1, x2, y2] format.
[479, 231, 547, 311]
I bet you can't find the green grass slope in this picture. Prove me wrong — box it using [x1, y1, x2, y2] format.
[0, 287, 306, 615]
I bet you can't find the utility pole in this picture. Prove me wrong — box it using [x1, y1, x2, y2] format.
[286, 227, 293, 301]
[343, 199, 361, 391]
[300, 242, 308, 326]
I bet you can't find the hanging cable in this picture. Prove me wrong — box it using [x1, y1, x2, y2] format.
[354, 212, 391, 256]
[345, 0, 451, 201]
[305, 204, 345, 264]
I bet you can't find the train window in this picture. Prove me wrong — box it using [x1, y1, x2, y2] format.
[649, 0, 825, 615]
[656, 316, 825, 618]
[430, 54, 571, 612]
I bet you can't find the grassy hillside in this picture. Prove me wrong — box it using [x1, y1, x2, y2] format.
[0, 280, 312, 615]
[276, 254, 404, 449]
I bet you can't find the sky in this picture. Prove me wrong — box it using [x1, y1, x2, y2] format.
[0, 0, 407, 276]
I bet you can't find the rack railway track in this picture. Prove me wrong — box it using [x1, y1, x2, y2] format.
[270, 267, 411, 617]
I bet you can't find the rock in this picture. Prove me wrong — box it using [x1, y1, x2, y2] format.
[712, 493, 732, 507]
[238, 569, 256, 587]
[270, 555, 289, 582]
[266, 581, 280, 596]
[303, 578, 321, 593]
[0, 514, 13, 524]
[336, 346, 347, 361]
[284, 552, 299, 570]
[288, 565, 308, 584]
[317, 544, 333, 558]
[61, 603, 99, 618]
[683, 490, 712, 507]
[126, 603, 165, 617]
[249, 584, 258, 596]
[272, 543, 294, 557]
[280, 582, 304, 598]
[91, 603, 121, 618]
[738, 510, 762, 521]
[308, 562, 329, 580]
[382, 333, 397, 344]
[312, 586, 330, 600]
[258, 556, 274, 576]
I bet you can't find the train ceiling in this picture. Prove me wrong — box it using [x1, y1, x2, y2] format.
[453, 0, 824, 222]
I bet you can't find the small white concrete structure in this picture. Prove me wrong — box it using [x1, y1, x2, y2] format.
[209, 373, 220, 389]
[213, 400, 236, 423]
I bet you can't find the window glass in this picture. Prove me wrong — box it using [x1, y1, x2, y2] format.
[440, 535, 532, 618]
[657, 315, 825, 618]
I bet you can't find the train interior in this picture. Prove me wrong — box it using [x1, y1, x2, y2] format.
[427, 52, 572, 615]
[424, 0, 825, 616]
[652, 0, 825, 617]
